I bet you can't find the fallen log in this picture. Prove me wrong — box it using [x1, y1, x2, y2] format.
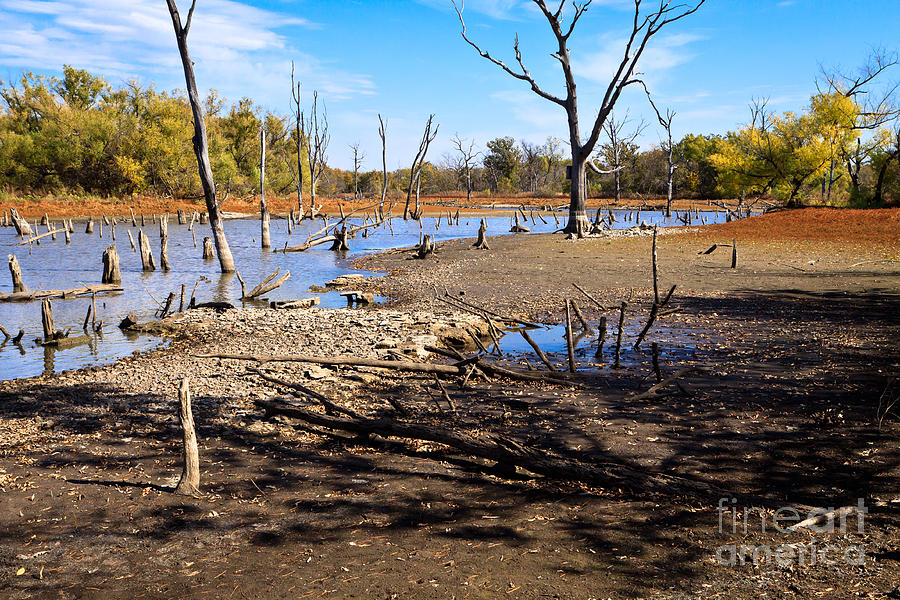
[236, 269, 291, 300]
[0, 283, 123, 303]
[627, 367, 708, 401]
[15, 229, 65, 245]
[255, 397, 719, 497]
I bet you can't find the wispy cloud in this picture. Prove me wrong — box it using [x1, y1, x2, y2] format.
[414, 0, 528, 20]
[574, 32, 704, 86]
[0, 0, 374, 102]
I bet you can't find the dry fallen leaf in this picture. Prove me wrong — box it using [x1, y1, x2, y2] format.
[16, 567, 25, 576]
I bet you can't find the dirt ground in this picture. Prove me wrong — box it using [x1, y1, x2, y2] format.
[1, 208, 898, 599]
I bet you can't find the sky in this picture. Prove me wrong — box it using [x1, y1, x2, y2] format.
[1, 0, 898, 170]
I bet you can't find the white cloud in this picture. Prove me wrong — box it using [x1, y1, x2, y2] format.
[414, 0, 528, 20]
[574, 32, 704, 86]
[0, 0, 374, 102]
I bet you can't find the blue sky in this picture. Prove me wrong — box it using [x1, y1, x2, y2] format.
[1, 0, 898, 169]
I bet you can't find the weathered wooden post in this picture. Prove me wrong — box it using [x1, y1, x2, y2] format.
[260, 127, 271, 249]
[614, 301, 627, 368]
[8, 255, 26, 293]
[595, 315, 607, 362]
[101, 245, 121, 284]
[159, 215, 171, 271]
[174, 377, 200, 496]
[202, 237, 215, 259]
[564, 300, 576, 373]
[138, 230, 156, 271]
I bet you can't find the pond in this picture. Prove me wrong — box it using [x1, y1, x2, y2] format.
[0, 206, 729, 380]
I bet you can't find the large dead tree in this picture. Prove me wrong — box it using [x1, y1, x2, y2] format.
[404, 114, 439, 219]
[304, 91, 329, 216]
[452, 134, 480, 203]
[642, 84, 677, 217]
[165, 0, 235, 272]
[599, 111, 645, 205]
[377, 114, 388, 203]
[290, 63, 306, 217]
[455, 0, 704, 236]
[349, 142, 365, 200]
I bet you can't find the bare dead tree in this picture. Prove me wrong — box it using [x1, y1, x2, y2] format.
[290, 62, 305, 216]
[404, 114, 439, 219]
[260, 126, 271, 249]
[377, 114, 388, 202]
[641, 84, 677, 217]
[349, 142, 365, 200]
[599, 111, 645, 205]
[164, 0, 235, 272]
[451, 134, 479, 203]
[304, 90, 329, 216]
[454, 0, 704, 236]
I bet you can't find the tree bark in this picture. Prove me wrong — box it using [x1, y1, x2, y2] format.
[138, 230, 156, 271]
[8, 255, 26, 293]
[101, 245, 121, 284]
[174, 377, 201, 496]
[159, 215, 171, 271]
[165, 0, 235, 273]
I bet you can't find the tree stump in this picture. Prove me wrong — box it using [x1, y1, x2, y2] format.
[202, 237, 215, 260]
[41, 299, 61, 342]
[174, 378, 201, 496]
[8, 255, 26, 293]
[118, 312, 139, 329]
[177, 209, 186, 225]
[329, 226, 350, 252]
[472, 218, 490, 249]
[159, 216, 171, 271]
[85, 218, 94, 234]
[199, 212, 207, 225]
[9, 208, 33, 236]
[101, 245, 121, 284]
[509, 212, 530, 233]
[138, 230, 156, 271]
[416, 234, 435, 259]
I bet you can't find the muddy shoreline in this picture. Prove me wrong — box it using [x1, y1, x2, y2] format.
[1, 208, 898, 599]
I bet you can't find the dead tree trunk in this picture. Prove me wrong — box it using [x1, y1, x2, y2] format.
[8, 255, 26, 293]
[472, 218, 490, 249]
[166, 0, 235, 273]
[138, 230, 156, 271]
[85, 218, 94, 234]
[416, 234, 435, 259]
[101, 245, 121, 284]
[9, 208, 33, 236]
[159, 215, 171, 271]
[329, 226, 350, 252]
[614, 301, 627, 368]
[202, 237, 215, 260]
[404, 115, 438, 219]
[41, 299, 57, 341]
[260, 127, 271, 249]
[174, 378, 201, 496]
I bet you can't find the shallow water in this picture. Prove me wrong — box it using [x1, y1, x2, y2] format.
[0, 207, 726, 380]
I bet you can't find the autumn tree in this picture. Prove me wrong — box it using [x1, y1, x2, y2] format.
[455, 0, 705, 236]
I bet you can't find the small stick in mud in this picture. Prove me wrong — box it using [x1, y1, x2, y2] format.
[595, 316, 607, 362]
[731, 238, 737, 269]
[158, 292, 175, 318]
[570, 299, 593, 333]
[564, 300, 576, 373]
[174, 378, 201, 496]
[651, 225, 659, 305]
[651, 342, 662, 382]
[82, 305, 91, 332]
[179, 284, 186, 313]
[634, 302, 659, 350]
[614, 301, 627, 368]
[519, 328, 557, 371]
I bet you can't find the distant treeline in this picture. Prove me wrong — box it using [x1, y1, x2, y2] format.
[1, 66, 897, 206]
